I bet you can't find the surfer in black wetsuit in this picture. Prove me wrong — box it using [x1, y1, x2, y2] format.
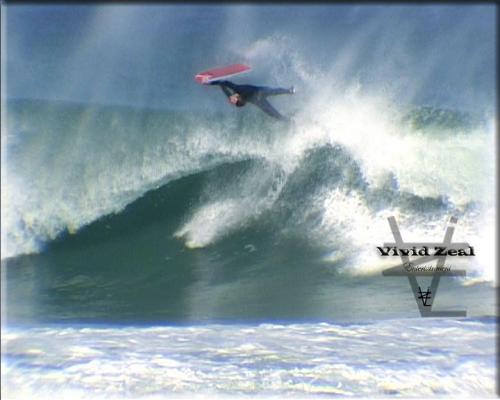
[210, 80, 295, 121]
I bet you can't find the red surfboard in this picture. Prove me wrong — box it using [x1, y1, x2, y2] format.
[195, 64, 251, 84]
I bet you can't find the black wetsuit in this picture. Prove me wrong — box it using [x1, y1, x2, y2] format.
[210, 80, 293, 121]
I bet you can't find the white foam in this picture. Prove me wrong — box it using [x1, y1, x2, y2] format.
[175, 199, 251, 248]
[2, 319, 496, 398]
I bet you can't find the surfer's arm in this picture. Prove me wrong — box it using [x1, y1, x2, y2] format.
[210, 80, 237, 98]
[221, 85, 233, 98]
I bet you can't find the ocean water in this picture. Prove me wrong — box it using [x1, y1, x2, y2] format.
[2, 318, 496, 399]
[1, 4, 497, 399]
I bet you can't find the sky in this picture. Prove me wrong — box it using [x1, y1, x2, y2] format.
[4, 5, 496, 111]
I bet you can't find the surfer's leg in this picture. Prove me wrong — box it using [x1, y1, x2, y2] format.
[253, 99, 289, 121]
[259, 87, 294, 97]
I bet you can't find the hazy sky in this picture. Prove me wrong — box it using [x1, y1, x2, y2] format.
[4, 5, 496, 111]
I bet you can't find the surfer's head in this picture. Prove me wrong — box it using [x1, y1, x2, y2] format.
[229, 94, 245, 107]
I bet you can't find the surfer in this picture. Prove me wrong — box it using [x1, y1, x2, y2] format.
[210, 80, 295, 121]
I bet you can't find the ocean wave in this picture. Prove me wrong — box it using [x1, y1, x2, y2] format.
[2, 95, 495, 287]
